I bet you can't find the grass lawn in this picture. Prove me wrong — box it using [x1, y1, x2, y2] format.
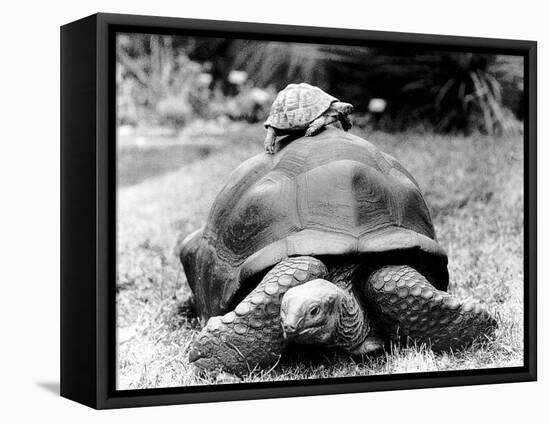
[116, 124, 524, 389]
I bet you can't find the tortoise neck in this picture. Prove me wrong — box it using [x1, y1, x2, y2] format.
[326, 261, 362, 290]
[331, 290, 370, 351]
[323, 260, 370, 350]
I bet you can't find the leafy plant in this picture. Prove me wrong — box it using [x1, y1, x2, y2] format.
[232, 41, 522, 134]
[117, 34, 523, 135]
[117, 34, 210, 128]
[233, 41, 333, 89]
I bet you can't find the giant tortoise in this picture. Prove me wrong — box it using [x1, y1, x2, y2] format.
[180, 127, 496, 376]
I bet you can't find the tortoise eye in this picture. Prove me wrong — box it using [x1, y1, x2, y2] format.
[310, 306, 320, 316]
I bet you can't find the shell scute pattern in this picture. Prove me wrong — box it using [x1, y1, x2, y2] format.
[181, 132, 447, 320]
[266, 83, 338, 130]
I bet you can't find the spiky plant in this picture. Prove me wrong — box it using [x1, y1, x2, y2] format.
[232, 41, 522, 134]
[232, 41, 335, 89]
[390, 52, 523, 134]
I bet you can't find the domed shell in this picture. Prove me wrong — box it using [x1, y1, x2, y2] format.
[180, 127, 448, 319]
[264, 83, 338, 130]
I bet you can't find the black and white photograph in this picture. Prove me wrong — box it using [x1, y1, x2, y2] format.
[4, 0, 550, 417]
[115, 30, 526, 390]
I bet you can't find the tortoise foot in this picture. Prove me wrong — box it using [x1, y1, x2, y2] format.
[264, 127, 277, 154]
[350, 334, 385, 356]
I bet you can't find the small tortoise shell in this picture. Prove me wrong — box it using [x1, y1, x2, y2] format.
[264, 83, 338, 130]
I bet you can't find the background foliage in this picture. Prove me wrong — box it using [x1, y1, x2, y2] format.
[117, 33, 524, 134]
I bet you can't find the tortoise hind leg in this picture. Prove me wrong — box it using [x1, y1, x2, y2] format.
[363, 265, 497, 351]
[179, 292, 198, 318]
[178, 227, 203, 320]
[188, 256, 328, 376]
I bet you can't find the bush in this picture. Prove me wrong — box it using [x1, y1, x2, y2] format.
[117, 34, 523, 135]
[116, 34, 212, 128]
[234, 42, 523, 134]
[367, 51, 523, 134]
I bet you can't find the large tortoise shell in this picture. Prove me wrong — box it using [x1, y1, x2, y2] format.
[180, 128, 448, 319]
[264, 83, 338, 130]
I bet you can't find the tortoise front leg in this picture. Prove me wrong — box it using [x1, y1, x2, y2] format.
[338, 114, 353, 131]
[188, 256, 328, 376]
[306, 116, 331, 136]
[363, 265, 497, 351]
[264, 127, 278, 154]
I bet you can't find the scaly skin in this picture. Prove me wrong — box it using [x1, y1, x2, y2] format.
[364, 265, 497, 351]
[305, 115, 337, 136]
[264, 127, 278, 154]
[188, 256, 328, 375]
[339, 114, 353, 131]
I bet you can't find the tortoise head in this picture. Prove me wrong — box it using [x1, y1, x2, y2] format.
[280, 279, 342, 344]
[333, 101, 354, 115]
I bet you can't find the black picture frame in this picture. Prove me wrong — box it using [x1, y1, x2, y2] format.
[60, 12, 537, 409]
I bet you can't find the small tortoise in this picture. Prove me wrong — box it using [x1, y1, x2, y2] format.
[263, 83, 354, 154]
[180, 127, 496, 376]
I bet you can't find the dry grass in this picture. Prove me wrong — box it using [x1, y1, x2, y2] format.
[116, 124, 524, 389]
